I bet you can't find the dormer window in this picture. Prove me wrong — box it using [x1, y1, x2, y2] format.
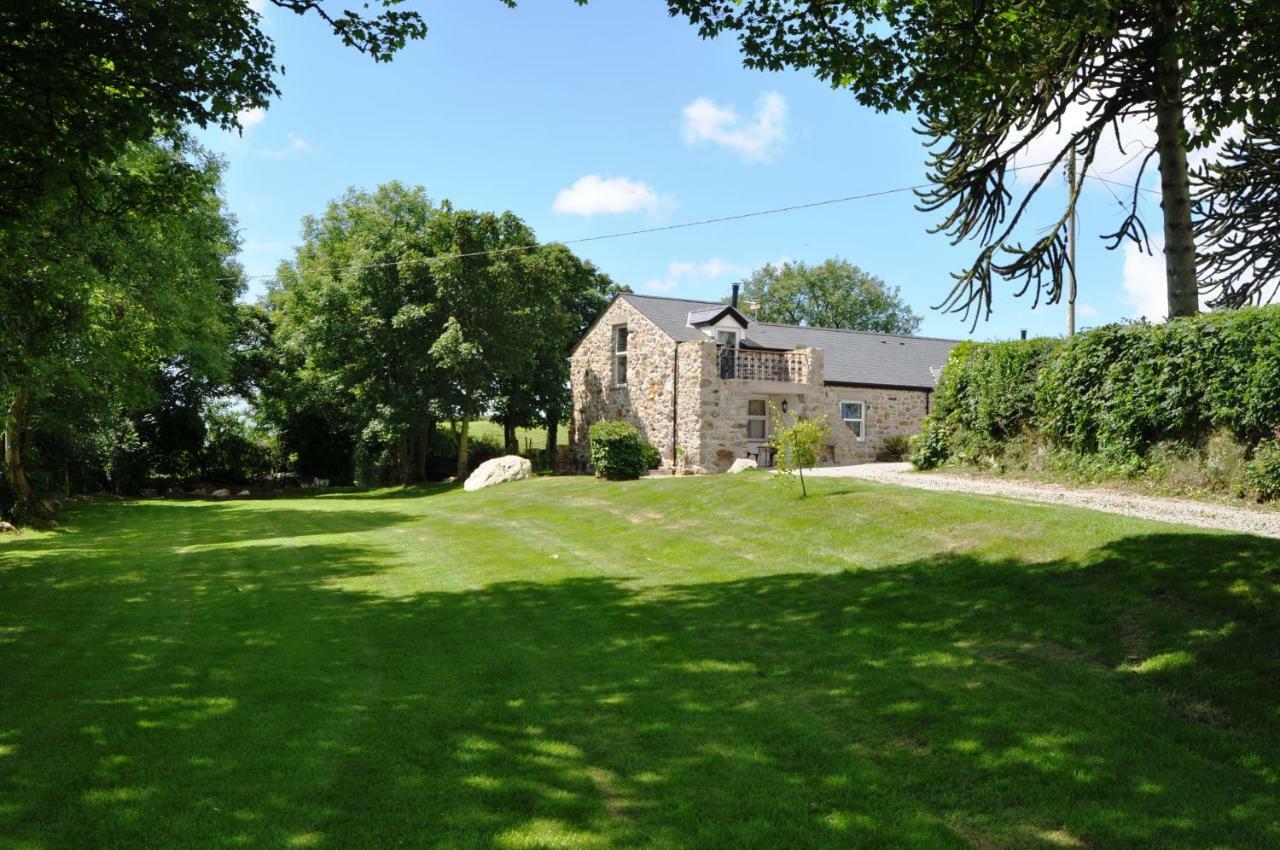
[716, 330, 738, 348]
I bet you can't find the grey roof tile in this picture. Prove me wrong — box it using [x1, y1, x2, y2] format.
[621, 293, 960, 389]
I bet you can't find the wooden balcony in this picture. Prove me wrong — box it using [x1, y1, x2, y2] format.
[717, 347, 810, 383]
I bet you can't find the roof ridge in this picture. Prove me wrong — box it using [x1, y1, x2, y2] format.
[751, 320, 962, 344]
[624, 294, 962, 344]
[622, 292, 721, 306]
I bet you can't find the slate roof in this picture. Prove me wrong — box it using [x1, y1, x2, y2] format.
[687, 305, 749, 327]
[621, 293, 960, 389]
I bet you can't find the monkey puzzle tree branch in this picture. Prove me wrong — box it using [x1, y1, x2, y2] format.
[1194, 126, 1280, 308]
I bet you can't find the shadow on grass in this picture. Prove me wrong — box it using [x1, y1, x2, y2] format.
[0, 509, 1276, 849]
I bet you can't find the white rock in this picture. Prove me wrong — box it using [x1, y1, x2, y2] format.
[237, 490, 251, 497]
[727, 458, 758, 474]
[211, 488, 232, 498]
[464, 455, 532, 492]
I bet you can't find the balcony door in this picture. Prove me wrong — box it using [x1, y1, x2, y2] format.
[717, 330, 738, 378]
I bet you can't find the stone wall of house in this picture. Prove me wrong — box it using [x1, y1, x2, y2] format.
[809, 385, 930, 464]
[672, 339, 712, 472]
[569, 298, 678, 469]
[692, 347, 821, 472]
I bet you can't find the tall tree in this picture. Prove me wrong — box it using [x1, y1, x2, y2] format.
[0, 138, 241, 517]
[271, 183, 442, 484]
[665, 0, 1280, 322]
[430, 318, 488, 480]
[729, 259, 921, 333]
[425, 205, 539, 478]
[506, 245, 615, 460]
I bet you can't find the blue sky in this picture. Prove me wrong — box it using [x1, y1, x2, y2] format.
[199, 0, 1174, 341]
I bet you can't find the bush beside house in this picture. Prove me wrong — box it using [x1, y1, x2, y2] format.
[588, 421, 660, 480]
[912, 305, 1280, 500]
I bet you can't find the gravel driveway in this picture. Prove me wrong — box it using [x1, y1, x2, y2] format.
[805, 462, 1280, 539]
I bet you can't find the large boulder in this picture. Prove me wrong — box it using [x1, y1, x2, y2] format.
[211, 488, 232, 498]
[726, 457, 758, 474]
[464, 455, 532, 492]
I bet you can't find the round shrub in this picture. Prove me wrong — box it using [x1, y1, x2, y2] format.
[641, 440, 661, 471]
[588, 420, 656, 480]
[908, 422, 949, 469]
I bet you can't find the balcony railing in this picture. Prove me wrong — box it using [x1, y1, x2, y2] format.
[717, 347, 809, 383]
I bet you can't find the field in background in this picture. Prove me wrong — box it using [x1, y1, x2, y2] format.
[466, 418, 569, 451]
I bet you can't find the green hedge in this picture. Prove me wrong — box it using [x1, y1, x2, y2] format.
[588, 420, 660, 480]
[912, 306, 1280, 496]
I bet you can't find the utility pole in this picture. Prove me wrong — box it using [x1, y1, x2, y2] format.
[1067, 150, 1078, 337]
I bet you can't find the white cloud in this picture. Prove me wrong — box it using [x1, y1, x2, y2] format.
[237, 107, 266, 131]
[552, 175, 671, 216]
[1077, 302, 1099, 317]
[1121, 237, 1215, 321]
[643, 257, 747, 294]
[681, 91, 789, 163]
[1121, 239, 1169, 321]
[1012, 101, 1155, 184]
[255, 132, 314, 160]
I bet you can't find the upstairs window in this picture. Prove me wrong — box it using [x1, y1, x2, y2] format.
[840, 401, 865, 440]
[612, 324, 628, 386]
[717, 329, 738, 348]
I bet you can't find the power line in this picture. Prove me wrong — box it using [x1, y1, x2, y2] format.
[224, 163, 1163, 282]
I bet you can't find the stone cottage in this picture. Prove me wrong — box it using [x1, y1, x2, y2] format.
[569, 290, 959, 473]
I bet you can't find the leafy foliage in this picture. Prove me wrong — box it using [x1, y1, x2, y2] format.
[914, 306, 1280, 499]
[881, 434, 911, 459]
[587, 421, 656, 480]
[1194, 125, 1280, 307]
[265, 183, 612, 486]
[1, 138, 242, 517]
[0, 0, 427, 226]
[768, 404, 830, 497]
[729, 258, 921, 333]
[1243, 439, 1280, 502]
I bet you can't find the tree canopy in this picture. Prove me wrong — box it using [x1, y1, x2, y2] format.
[729, 259, 922, 334]
[665, 0, 1280, 322]
[0, 0, 429, 225]
[264, 183, 613, 485]
[1, 138, 243, 518]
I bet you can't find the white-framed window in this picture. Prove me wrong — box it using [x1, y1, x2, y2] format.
[612, 324, 628, 387]
[746, 398, 767, 440]
[840, 401, 866, 441]
[717, 329, 738, 348]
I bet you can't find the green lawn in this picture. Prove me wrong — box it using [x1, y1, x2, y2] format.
[0, 475, 1277, 849]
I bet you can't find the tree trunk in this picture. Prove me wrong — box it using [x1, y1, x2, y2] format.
[3, 389, 40, 516]
[545, 410, 559, 472]
[395, 433, 410, 485]
[503, 419, 518, 455]
[456, 403, 472, 481]
[1153, 3, 1199, 319]
[414, 420, 431, 483]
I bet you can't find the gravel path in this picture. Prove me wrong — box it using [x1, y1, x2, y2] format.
[805, 462, 1280, 539]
